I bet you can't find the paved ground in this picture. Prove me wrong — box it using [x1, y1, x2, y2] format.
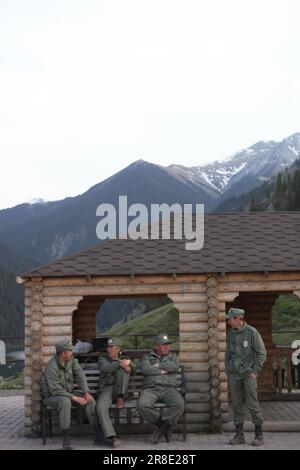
[1, 394, 300, 450]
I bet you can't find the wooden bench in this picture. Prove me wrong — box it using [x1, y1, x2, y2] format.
[41, 363, 186, 444]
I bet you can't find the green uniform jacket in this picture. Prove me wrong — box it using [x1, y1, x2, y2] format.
[225, 321, 267, 377]
[141, 350, 181, 388]
[98, 354, 136, 391]
[43, 354, 89, 399]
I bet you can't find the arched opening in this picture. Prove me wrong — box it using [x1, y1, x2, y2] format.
[70, 293, 180, 433]
[97, 296, 179, 350]
[225, 291, 295, 399]
[72, 294, 179, 352]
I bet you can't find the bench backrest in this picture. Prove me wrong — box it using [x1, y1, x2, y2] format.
[79, 363, 185, 398]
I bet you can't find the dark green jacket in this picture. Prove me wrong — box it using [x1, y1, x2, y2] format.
[225, 322, 267, 377]
[98, 353, 135, 391]
[43, 354, 89, 398]
[141, 350, 181, 388]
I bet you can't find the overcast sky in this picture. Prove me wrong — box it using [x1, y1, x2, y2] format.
[1, 0, 300, 209]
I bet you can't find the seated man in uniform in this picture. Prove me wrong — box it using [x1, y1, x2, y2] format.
[138, 334, 184, 443]
[95, 337, 135, 448]
[43, 338, 98, 450]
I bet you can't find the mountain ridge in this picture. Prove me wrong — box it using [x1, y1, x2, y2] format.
[0, 132, 299, 267]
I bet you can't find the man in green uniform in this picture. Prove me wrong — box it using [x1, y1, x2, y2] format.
[43, 339, 97, 450]
[95, 337, 135, 448]
[225, 308, 267, 446]
[138, 334, 184, 444]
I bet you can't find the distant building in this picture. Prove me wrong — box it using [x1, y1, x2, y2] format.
[0, 340, 6, 365]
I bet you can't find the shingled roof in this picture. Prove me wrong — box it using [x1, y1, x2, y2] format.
[21, 212, 300, 278]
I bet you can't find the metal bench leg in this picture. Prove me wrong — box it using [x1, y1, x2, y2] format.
[182, 410, 187, 442]
[49, 410, 53, 437]
[41, 404, 47, 445]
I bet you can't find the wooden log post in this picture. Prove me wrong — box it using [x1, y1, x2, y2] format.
[216, 289, 239, 425]
[24, 282, 32, 436]
[168, 281, 210, 431]
[26, 278, 44, 435]
[24, 281, 84, 435]
[206, 275, 223, 430]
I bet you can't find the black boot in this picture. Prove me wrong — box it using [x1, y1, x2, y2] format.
[164, 425, 173, 442]
[252, 425, 264, 446]
[62, 429, 73, 450]
[152, 421, 161, 444]
[160, 420, 172, 442]
[152, 417, 172, 444]
[152, 417, 164, 444]
[228, 423, 245, 445]
[94, 425, 112, 446]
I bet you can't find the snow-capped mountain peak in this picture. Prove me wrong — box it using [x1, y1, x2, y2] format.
[27, 198, 47, 205]
[166, 133, 300, 198]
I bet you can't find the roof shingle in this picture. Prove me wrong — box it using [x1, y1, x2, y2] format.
[21, 212, 300, 278]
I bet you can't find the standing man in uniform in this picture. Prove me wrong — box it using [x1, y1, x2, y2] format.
[43, 339, 97, 450]
[95, 337, 135, 448]
[225, 308, 267, 446]
[138, 334, 184, 444]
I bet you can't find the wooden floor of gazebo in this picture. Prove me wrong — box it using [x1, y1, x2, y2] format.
[225, 401, 300, 432]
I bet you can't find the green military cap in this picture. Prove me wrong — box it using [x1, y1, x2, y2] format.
[225, 308, 245, 319]
[106, 337, 122, 348]
[55, 339, 73, 353]
[154, 334, 171, 345]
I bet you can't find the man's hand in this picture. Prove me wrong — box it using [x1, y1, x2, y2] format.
[119, 359, 130, 368]
[84, 392, 94, 403]
[249, 372, 257, 380]
[160, 370, 168, 375]
[72, 396, 87, 406]
[119, 359, 131, 374]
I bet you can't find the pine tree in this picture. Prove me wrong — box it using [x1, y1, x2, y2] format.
[276, 173, 283, 196]
[250, 194, 256, 211]
[294, 170, 300, 209]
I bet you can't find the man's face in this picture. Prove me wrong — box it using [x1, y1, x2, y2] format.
[59, 350, 73, 362]
[107, 345, 121, 358]
[154, 342, 170, 356]
[227, 316, 244, 329]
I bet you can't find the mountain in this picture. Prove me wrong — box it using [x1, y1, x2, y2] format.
[104, 302, 179, 350]
[0, 243, 33, 340]
[96, 296, 170, 332]
[0, 133, 300, 269]
[167, 132, 300, 202]
[0, 160, 217, 266]
[215, 157, 300, 213]
[1, 132, 300, 342]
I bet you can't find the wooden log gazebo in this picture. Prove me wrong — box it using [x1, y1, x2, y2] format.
[19, 212, 300, 436]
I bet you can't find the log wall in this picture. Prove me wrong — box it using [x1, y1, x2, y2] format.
[72, 296, 104, 342]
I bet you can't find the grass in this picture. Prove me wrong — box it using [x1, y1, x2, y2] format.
[103, 302, 179, 349]
[0, 371, 24, 390]
[272, 294, 300, 346]
[102, 294, 300, 350]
